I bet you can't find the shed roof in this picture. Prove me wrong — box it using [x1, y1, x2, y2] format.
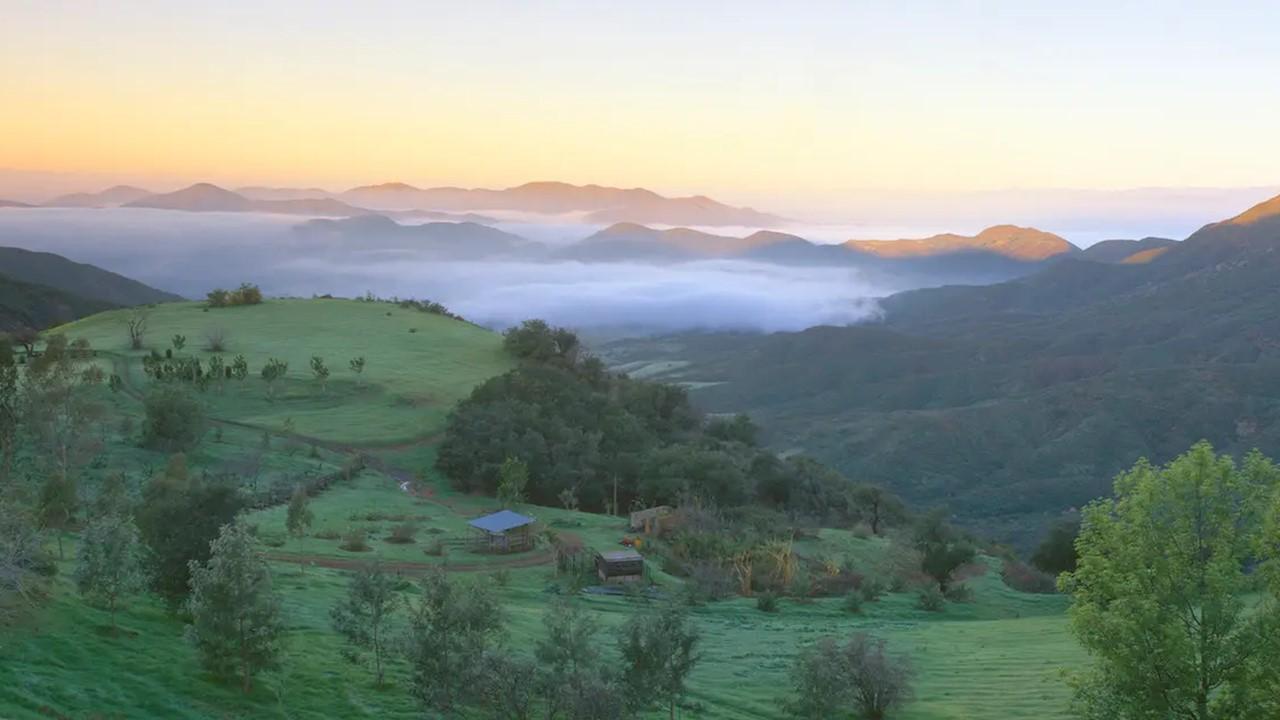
[468, 510, 535, 534]
[598, 550, 643, 562]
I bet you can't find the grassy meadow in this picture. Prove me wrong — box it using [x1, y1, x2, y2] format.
[0, 298, 1087, 719]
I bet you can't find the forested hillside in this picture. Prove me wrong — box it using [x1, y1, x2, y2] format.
[601, 193, 1280, 546]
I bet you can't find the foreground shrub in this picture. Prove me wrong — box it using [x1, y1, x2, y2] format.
[756, 591, 780, 613]
[785, 633, 912, 719]
[340, 528, 370, 552]
[1001, 558, 1057, 594]
[917, 587, 945, 612]
[140, 386, 205, 452]
[386, 522, 418, 544]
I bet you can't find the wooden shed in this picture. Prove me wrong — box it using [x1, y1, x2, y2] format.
[629, 505, 673, 534]
[596, 549, 645, 584]
[468, 510, 536, 553]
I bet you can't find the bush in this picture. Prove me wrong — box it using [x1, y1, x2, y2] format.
[843, 592, 864, 614]
[314, 529, 340, 541]
[943, 583, 974, 603]
[385, 522, 417, 545]
[424, 540, 446, 557]
[140, 386, 205, 452]
[1001, 558, 1057, 594]
[204, 327, 228, 352]
[785, 634, 913, 720]
[756, 591, 780, 613]
[684, 561, 735, 603]
[917, 586, 945, 612]
[859, 577, 888, 602]
[340, 528, 370, 552]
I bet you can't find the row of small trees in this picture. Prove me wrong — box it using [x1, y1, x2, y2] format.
[140, 348, 366, 401]
[206, 283, 263, 308]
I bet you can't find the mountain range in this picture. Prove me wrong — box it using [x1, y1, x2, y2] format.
[600, 190, 1280, 548]
[18, 180, 784, 227]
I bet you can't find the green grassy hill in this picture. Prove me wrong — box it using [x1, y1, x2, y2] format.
[56, 298, 512, 443]
[2, 297, 1085, 720]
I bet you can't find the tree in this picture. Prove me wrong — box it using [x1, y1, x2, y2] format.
[475, 650, 538, 720]
[1060, 442, 1280, 720]
[260, 358, 288, 400]
[206, 288, 230, 308]
[1030, 517, 1080, 576]
[503, 319, 581, 366]
[536, 599, 605, 718]
[785, 633, 912, 720]
[186, 520, 283, 694]
[73, 514, 146, 635]
[0, 501, 50, 626]
[37, 472, 77, 560]
[126, 307, 149, 349]
[230, 355, 249, 382]
[705, 413, 758, 446]
[848, 483, 907, 535]
[617, 603, 701, 720]
[284, 485, 312, 574]
[497, 456, 529, 508]
[406, 571, 504, 713]
[331, 560, 402, 687]
[309, 356, 329, 394]
[136, 459, 244, 609]
[349, 356, 365, 386]
[141, 385, 205, 452]
[206, 355, 226, 391]
[92, 472, 132, 517]
[912, 509, 975, 594]
[171, 334, 187, 353]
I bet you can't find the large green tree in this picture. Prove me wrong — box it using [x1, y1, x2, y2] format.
[1061, 442, 1280, 720]
[136, 456, 244, 609]
[186, 519, 284, 694]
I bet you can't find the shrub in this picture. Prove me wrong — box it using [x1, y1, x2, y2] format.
[1001, 558, 1057, 594]
[340, 528, 370, 552]
[685, 561, 735, 603]
[205, 327, 228, 352]
[944, 583, 974, 603]
[843, 591, 864, 614]
[385, 522, 417, 545]
[785, 634, 913, 720]
[314, 529, 341, 541]
[140, 386, 205, 452]
[860, 577, 888, 602]
[917, 586, 945, 612]
[756, 591, 780, 613]
[424, 540, 446, 557]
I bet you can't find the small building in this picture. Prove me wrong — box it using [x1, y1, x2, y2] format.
[468, 510, 536, 553]
[596, 549, 645, 584]
[629, 505, 673, 534]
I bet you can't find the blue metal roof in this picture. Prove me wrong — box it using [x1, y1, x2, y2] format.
[468, 510, 535, 533]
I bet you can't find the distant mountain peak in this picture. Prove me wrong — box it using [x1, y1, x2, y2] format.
[846, 225, 1077, 262]
[1225, 193, 1280, 225]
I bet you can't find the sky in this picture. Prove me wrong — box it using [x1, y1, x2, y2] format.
[2, 1, 1279, 212]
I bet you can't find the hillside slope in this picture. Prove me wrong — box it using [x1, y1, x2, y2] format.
[0, 275, 115, 331]
[601, 192, 1280, 546]
[0, 246, 181, 305]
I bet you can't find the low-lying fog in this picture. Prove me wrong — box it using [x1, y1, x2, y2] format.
[0, 209, 891, 333]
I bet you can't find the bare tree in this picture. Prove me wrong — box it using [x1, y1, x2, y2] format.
[126, 308, 150, 350]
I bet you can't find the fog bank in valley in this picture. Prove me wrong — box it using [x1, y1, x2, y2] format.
[0, 208, 890, 333]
